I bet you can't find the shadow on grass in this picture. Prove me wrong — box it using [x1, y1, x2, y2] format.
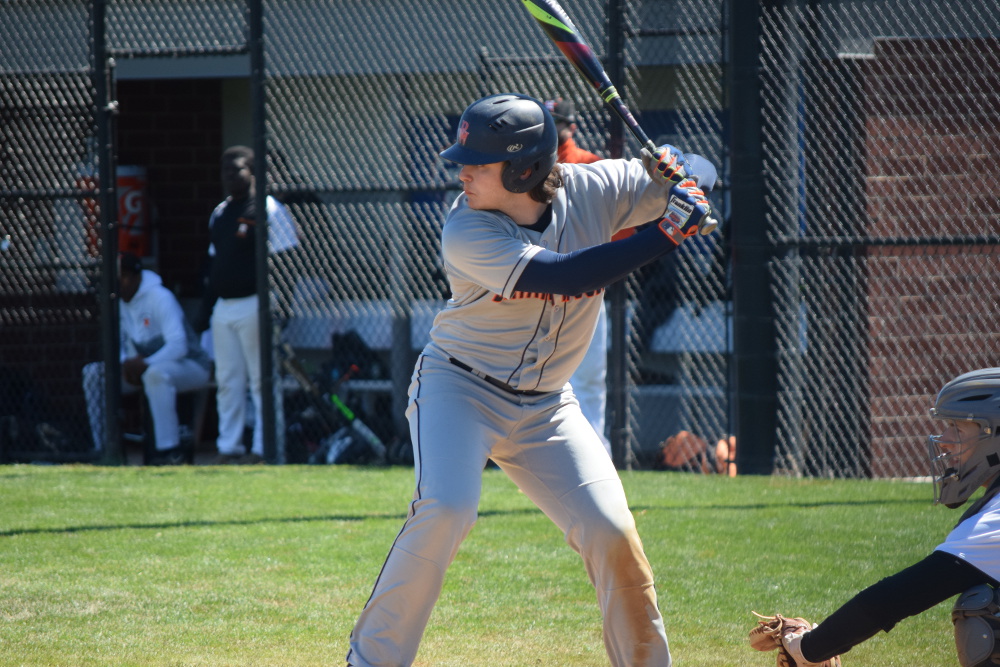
[0, 498, 928, 538]
[632, 497, 932, 514]
[0, 507, 555, 538]
[0, 511, 410, 538]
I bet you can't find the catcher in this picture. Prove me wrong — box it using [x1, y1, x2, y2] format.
[750, 368, 1000, 667]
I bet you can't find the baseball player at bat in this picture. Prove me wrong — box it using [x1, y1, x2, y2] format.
[749, 368, 1000, 667]
[345, 93, 717, 667]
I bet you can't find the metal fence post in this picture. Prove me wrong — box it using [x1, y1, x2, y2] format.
[93, 0, 123, 465]
[606, 0, 635, 470]
[729, 0, 777, 474]
[249, 0, 278, 463]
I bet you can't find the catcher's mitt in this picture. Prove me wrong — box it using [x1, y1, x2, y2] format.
[749, 612, 842, 667]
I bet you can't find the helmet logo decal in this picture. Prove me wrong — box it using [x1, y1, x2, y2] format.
[507, 143, 523, 152]
[458, 120, 470, 146]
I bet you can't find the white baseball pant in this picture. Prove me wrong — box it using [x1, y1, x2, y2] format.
[570, 302, 610, 456]
[83, 358, 211, 451]
[347, 353, 670, 667]
[210, 295, 263, 456]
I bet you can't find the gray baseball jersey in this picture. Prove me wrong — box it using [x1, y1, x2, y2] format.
[347, 156, 675, 667]
[426, 158, 670, 392]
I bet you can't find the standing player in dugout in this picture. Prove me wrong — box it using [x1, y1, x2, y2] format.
[346, 92, 718, 667]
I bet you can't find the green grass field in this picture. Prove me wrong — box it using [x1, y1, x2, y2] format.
[0, 464, 960, 666]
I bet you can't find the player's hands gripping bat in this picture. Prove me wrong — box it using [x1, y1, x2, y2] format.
[641, 144, 688, 187]
[521, 0, 717, 233]
[657, 178, 712, 245]
[749, 612, 843, 667]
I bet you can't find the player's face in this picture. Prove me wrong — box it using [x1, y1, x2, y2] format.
[458, 162, 508, 211]
[119, 271, 140, 303]
[222, 156, 253, 199]
[936, 420, 984, 465]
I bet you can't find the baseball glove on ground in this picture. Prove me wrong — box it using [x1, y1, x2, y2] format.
[749, 612, 842, 667]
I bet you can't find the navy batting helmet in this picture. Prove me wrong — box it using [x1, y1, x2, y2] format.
[441, 93, 558, 194]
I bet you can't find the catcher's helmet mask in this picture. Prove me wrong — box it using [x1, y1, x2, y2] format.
[928, 368, 1000, 508]
[441, 93, 558, 194]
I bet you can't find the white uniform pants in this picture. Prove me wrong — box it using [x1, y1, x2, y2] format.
[82, 358, 211, 451]
[210, 295, 263, 456]
[347, 353, 670, 667]
[570, 303, 610, 456]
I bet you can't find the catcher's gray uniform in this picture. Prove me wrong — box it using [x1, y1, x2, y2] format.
[347, 158, 674, 667]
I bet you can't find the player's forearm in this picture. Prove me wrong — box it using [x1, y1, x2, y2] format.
[142, 336, 187, 366]
[142, 303, 190, 366]
[514, 223, 676, 295]
[800, 550, 991, 662]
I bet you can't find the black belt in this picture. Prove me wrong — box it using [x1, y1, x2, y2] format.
[449, 358, 547, 396]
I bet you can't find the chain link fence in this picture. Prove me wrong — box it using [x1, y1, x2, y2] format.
[1, 1, 996, 477]
[630, 0, 729, 470]
[0, 1, 101, 461]
[262, 0, 729, 467]
[760, 0, 1000, 477]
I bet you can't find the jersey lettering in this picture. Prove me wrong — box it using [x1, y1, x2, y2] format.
[492, 287, 604, 303]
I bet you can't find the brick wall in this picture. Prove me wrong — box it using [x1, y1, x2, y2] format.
[863, 38, 1000, 476]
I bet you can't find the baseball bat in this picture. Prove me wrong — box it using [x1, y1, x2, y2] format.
[522, 0, 654, 153]
[521, 0, 717, 231]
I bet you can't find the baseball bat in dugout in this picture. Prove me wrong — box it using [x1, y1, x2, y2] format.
[280, 344, 387, 462]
